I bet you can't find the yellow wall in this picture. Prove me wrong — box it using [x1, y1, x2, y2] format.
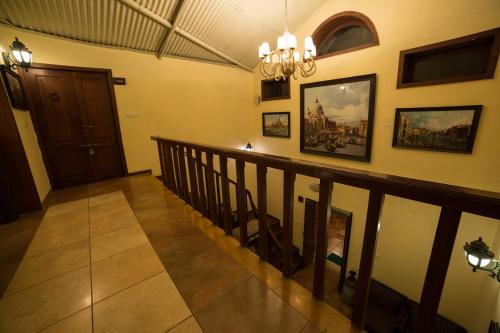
[0, 42, 51, 203]
[252, 0, 500, 331]
[0, 25, 255, 178]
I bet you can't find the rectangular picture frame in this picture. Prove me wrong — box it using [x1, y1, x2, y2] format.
[0, 65, 29, 110]
[300, 74, 376, 162]
[262, 112, 291, 138]
[392, 105, 482, 153]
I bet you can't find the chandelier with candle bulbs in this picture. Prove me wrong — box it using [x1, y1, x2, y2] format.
[258, 0, 317, 81]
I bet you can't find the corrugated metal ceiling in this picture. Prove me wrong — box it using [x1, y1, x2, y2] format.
[0, 0, 327, 70]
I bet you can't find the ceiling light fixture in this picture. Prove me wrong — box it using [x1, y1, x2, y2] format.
[258, 0, 316, 81]
[2, 37, 32, 71]
[464, 237, 500, 282]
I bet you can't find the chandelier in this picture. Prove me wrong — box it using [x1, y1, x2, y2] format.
[258, 0, 317, 81]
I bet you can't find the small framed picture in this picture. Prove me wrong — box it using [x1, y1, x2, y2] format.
[0, 65, 29, 110]
[392, 106, 482, 153]
[262, 112, 290, 138]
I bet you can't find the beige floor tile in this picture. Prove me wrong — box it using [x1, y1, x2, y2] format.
[5, 240, 90, 296]
[93, 272, 191, 333]
[90, 199, 132, 220]
[90, 224, 148, 261]
[37, 206, 89, 235]
[39, 307, 92, 333]
[90, 209, 138, 238]
[89, 191, 126, 207]
[45, 199, 89, 218]
[0, 266, 91, 333]
[167, 316, 203, 333]
[25, 222, 89, 258]
[92, 243, 164, 302]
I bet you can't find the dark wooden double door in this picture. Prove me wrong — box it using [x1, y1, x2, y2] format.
[24, 66, 126, 189]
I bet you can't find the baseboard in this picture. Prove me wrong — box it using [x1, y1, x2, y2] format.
[127, 169, 152, 176]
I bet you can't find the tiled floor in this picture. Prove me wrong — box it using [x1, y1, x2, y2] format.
[0, 175, 360, 333]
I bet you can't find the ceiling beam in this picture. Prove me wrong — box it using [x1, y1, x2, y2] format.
[118, 0, 253, 72]
[156, 0, 186, 58]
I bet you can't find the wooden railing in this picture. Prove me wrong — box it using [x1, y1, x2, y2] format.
[152, 136, 500, 332]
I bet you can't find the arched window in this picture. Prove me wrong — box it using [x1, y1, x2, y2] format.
[312, 11, 379, 59]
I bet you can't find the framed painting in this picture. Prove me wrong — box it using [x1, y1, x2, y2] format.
[0, 65, 28, 110]
[300, 74, 376, 162]
[392, 106, 482, 153]
[262, 112, 290, 138]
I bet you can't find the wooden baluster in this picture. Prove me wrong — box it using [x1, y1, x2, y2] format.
[165, 143, 177, 193]
[282, 170, 295, 278]
[205, 152, 218, 223]
[257, 165, 269, 261]
[186, 147, 199, 210]
[236, 160, 248, 246]
[313, 179, 333, 299]
[352, 191, 385, 328]
[195, 150, 207, 216]
[157, 141, 167, 186]
[219, 156, 233, 235]
[171, 144, 182, 197]
[215, 173, 223, 226]
[177, 145, 190, 202]
[413, 208, 462, 333]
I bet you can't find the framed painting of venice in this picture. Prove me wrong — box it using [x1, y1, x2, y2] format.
[262, 112, 290, 138]
[392, 106, 482, 153]
[300, 74, 376, 162]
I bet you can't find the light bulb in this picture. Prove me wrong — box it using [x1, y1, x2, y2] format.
[287, 33, 297, 49]
[293, 51, 300, 62]
[12, 50, 22, 62]
[262, 42, 270, 55]
[258, 45, 264, 59]
[468, 254, 479, 266]
[304, 37, 315, 51]
[277, 35, 286, 50]
[21, 51, 31, 63]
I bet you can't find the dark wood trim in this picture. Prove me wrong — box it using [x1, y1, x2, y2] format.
[260, 78, 290, 101]
[157, 141, 167, 186]
[195, 149, 207, 216]
[312, 11, 379, 60]
[282, 170, 296, 278]
[151, 136, 500, 220]
[18, 62, 128, 187]
[312, 179, 333, 299]
[127, 169, 152, 176]
[262, 112, 291, 138]
[186, 148, 199, 210]
[413, 208, 462, 333]
[219, 156, 233, 235]
[166, 143, 177, 192]
[338, 209, 353, 293]
[352, 191, 384, 328]
[171, 144, 182, 197]
[236, 160, 249, 246]
[177, 145, 189, 202]
[257, 165, 269, 261]
[205, 152, 218, 223]
[397, 27, 500, 89]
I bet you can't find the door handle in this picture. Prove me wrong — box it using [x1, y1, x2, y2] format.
[80, 143, 101, 148]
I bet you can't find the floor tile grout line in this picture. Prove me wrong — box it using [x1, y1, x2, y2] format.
[34, 306, 92, 333]
[88, 198, 95, 333]
[92, 270, 165, 306]
[90, 240, 150, 264]
[163, 315, 197, 333]
[89, 217, 140, 240]
[1, 263, 91, 299]
[20, 234, 90, 261]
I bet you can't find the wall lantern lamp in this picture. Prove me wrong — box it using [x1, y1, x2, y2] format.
[2, 37, 32, 71]
[243, 143, 254, 152]
[464, 237, 500, 282]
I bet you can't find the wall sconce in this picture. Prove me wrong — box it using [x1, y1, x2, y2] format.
[243, 142, 254, 152]
[464, 237, 500, 282]
[2, 37, 32, 71]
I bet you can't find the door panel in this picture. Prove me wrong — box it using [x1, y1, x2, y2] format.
[72, 72, 124, 181]
[27, 68, 90, 188]
[24, 66, 125, 189]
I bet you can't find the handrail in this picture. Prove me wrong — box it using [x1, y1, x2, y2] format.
[152, 135, 500, 219]
[152, 135, 500, 333]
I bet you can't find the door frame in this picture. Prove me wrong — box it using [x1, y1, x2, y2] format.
[19, 63, 128, 188]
